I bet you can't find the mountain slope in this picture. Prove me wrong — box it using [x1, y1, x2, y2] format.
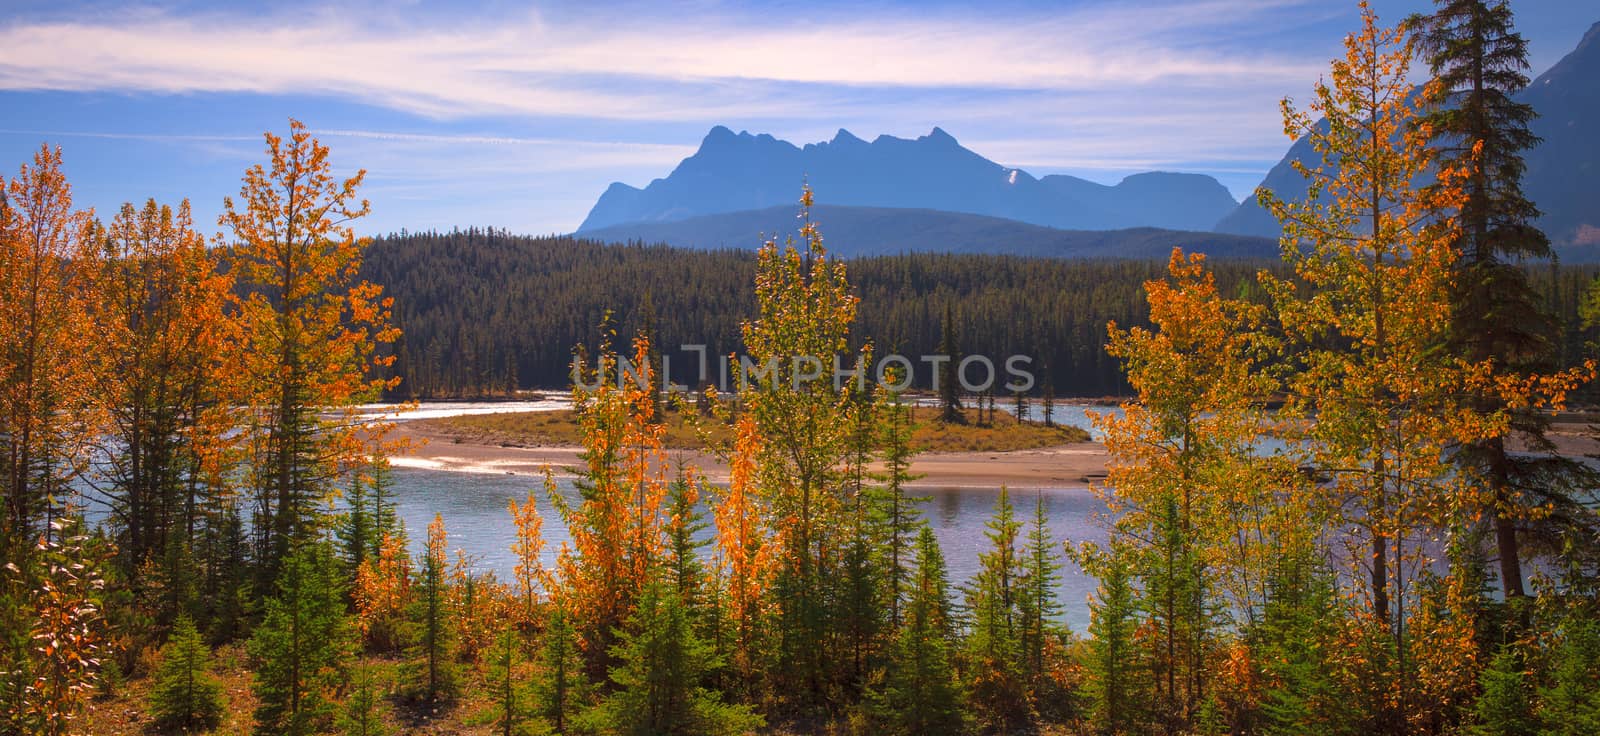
[1215, 20, 1600, 252]
[579, 204, 1279, 260]
[578, 127, 1238, 233]
[1521, 20, 1600, 250]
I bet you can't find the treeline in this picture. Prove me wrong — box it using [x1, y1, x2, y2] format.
[363, 231, 1600, 401]
[363, 230, 1273, 398]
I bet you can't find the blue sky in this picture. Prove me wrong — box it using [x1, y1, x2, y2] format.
[1, 0, 1593, 235]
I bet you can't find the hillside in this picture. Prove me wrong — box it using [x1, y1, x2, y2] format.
[580, 204, 1280, 259]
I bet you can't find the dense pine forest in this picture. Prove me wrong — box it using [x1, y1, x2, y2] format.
[3, 3, 1600, 736]
[363, 233, 1600, 400]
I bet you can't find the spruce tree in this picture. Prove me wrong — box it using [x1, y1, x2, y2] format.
[249, 541, 355, 736]
[937, 303, 964, 423]
[1020, 493, 1063, 699]
[665, 472, 708, 618]
[1084, 547, 1145, 736]
[1414, 0, 1569, 605]
[338, 469, 372, 579]
[1041, 378, 1056, 427]
[337, 459, 400, 581]
[533, 608, 586, 734]
[338, 665, 390, 736]
[581, 581, 762, 736]
[963, 487, 1028, 730]
[866, 526, 965, 735]
[873, 390, 923, 629]
[403, 513, 457, 702]
[148, 615, 224, 732]
[488, 626, 525, 736]
[1472, 645, 1535, 736]
[1537, 618, 1600, 735]
[1254, 550, 1349, 736]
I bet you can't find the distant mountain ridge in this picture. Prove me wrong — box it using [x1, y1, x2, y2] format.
[579, 204, 1279, 260]
[1216, 20, 1600, 253]
[578, 127, 1239, 234]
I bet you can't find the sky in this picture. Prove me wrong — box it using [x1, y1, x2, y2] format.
[1, 0, 1594, 236]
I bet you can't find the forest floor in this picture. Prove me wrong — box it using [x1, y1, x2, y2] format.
[81, 648, 1083, 735]
[393, 406, 1105, 489]
[82, 647, 529, 735]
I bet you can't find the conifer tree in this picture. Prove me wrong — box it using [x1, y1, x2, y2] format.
[1041, 379, 1056, 427]
[873, 389, 923, 630]
[249, 541, 354, 736]
[149, 615, 224, 732]
[533, 607, 586, 735]
[963, 486, 1028, 730]
[338, 664, 390, 736]
[338, 460, 400, 584]
[1083, 546, 1146, 736]
[581, 581, 762, 736]
[488, 626, 526, 736]
[404, 513, 457, 702]
[1471, 645, 1535, 736]
[1253, 549, 1349, 736]
[1536, 618, 1600, 734]
[1019, 493, 1062, 695]
[866, 526, 965, 735]
[1414, 0, 1591, 608]
[339, 469, 373, 580]
[665, 470, 709, 617]
[937, 303, 964, 424]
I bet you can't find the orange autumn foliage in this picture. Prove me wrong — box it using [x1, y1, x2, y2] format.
[354, 532, 412, 652]
[0, 145, 101, 548]
[222, 119, 401, 568]
[555, 332, 670, 659]
[714, 413, 777, 682]
[509, 482, 553, 629]
[89, 198, 238, 575]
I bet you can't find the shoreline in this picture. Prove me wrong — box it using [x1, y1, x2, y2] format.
[390, 419, 1600, 489]
[390, 422, 1109, 490]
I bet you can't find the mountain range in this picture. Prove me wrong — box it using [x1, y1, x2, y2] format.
[578, 19, 1598, 259]
[578, 126, 1238, 234]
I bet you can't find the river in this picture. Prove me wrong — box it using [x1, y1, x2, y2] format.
[368, 399, 1114, 631]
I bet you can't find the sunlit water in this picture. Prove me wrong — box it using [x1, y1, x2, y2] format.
[383, 467, 1108, 633]
[72, 401, 1312, 633]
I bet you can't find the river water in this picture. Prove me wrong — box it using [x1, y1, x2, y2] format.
[369, 400, 1116, 631]
[383, 466, 1108, 632]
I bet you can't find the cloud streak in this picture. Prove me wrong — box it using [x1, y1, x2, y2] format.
[0, 2, 1322, 122]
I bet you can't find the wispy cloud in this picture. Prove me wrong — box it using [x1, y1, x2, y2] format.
[0, 2, 1322, 121]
